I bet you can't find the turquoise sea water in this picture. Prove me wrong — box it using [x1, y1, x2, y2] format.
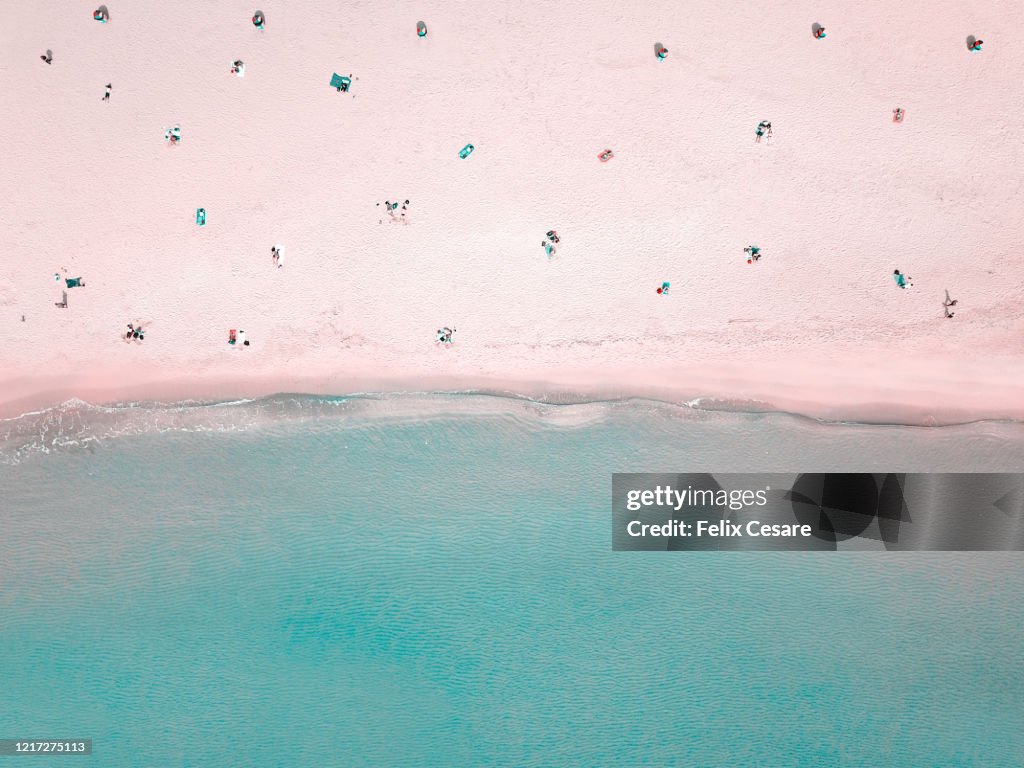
[1, 395, 1023, 767]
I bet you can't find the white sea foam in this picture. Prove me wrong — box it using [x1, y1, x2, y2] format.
[1, 391, 1022, 466]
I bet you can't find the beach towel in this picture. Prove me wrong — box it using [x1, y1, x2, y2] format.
[65, 277, 83, 288]
[459, 144, 475, 159]
[330, 73, 351, 92]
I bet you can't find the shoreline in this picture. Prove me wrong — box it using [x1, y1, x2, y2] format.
[4, 353, 1024, 427]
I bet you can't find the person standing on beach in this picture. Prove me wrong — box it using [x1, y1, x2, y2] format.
[755, 121, 772, 143]
[102, 83, 111, 101]
[252, 11, 265, 30]
[744, 246, 762, 263]
[893, 269, 912, 288]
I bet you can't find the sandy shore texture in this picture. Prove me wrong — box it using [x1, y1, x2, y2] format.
[3, 0, 1023, 424]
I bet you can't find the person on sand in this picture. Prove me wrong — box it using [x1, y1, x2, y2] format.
[102, 83, 111, 102]
[813, 26, 826, 39]
[943, 289, 958, 318]
[93, 8, 108, 23]
[271, 244, 285, 268]
[893, 269, 912, 288]
[755, 121, 772, 143]
[126, 323, 145, 341]
[744, 246, 761, 263]
[437, 327, 455, 344]
[252, 11, 265, 30]
[970, 38, 983, 52]
[231, 60, 246, 77]
[41, 51, 53, 65]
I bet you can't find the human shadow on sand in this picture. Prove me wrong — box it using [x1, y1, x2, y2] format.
[812, 23, 823, 38]
[966, 35, 977, 50]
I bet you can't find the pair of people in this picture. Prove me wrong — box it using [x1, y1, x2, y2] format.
[744, 246, 762, 263]
[437, 327, 455, 344]
[125, 323, 145, 342]
[755, 121, 772, 143]
[231, 60, 246, 77]
[378, 200, 409, 222]
[165, 125, 181, 145]
[656, 282, 671, 295]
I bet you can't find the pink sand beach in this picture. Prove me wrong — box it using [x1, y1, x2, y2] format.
[3, 0, 1023, 424]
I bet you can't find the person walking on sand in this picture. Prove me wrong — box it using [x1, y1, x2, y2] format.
[271, 244, 285, 268]
[102, 83, 111, 101]
[943, 289, 958, 318]
[893, 269, 912, 288]
[755, 121, 772, 143]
